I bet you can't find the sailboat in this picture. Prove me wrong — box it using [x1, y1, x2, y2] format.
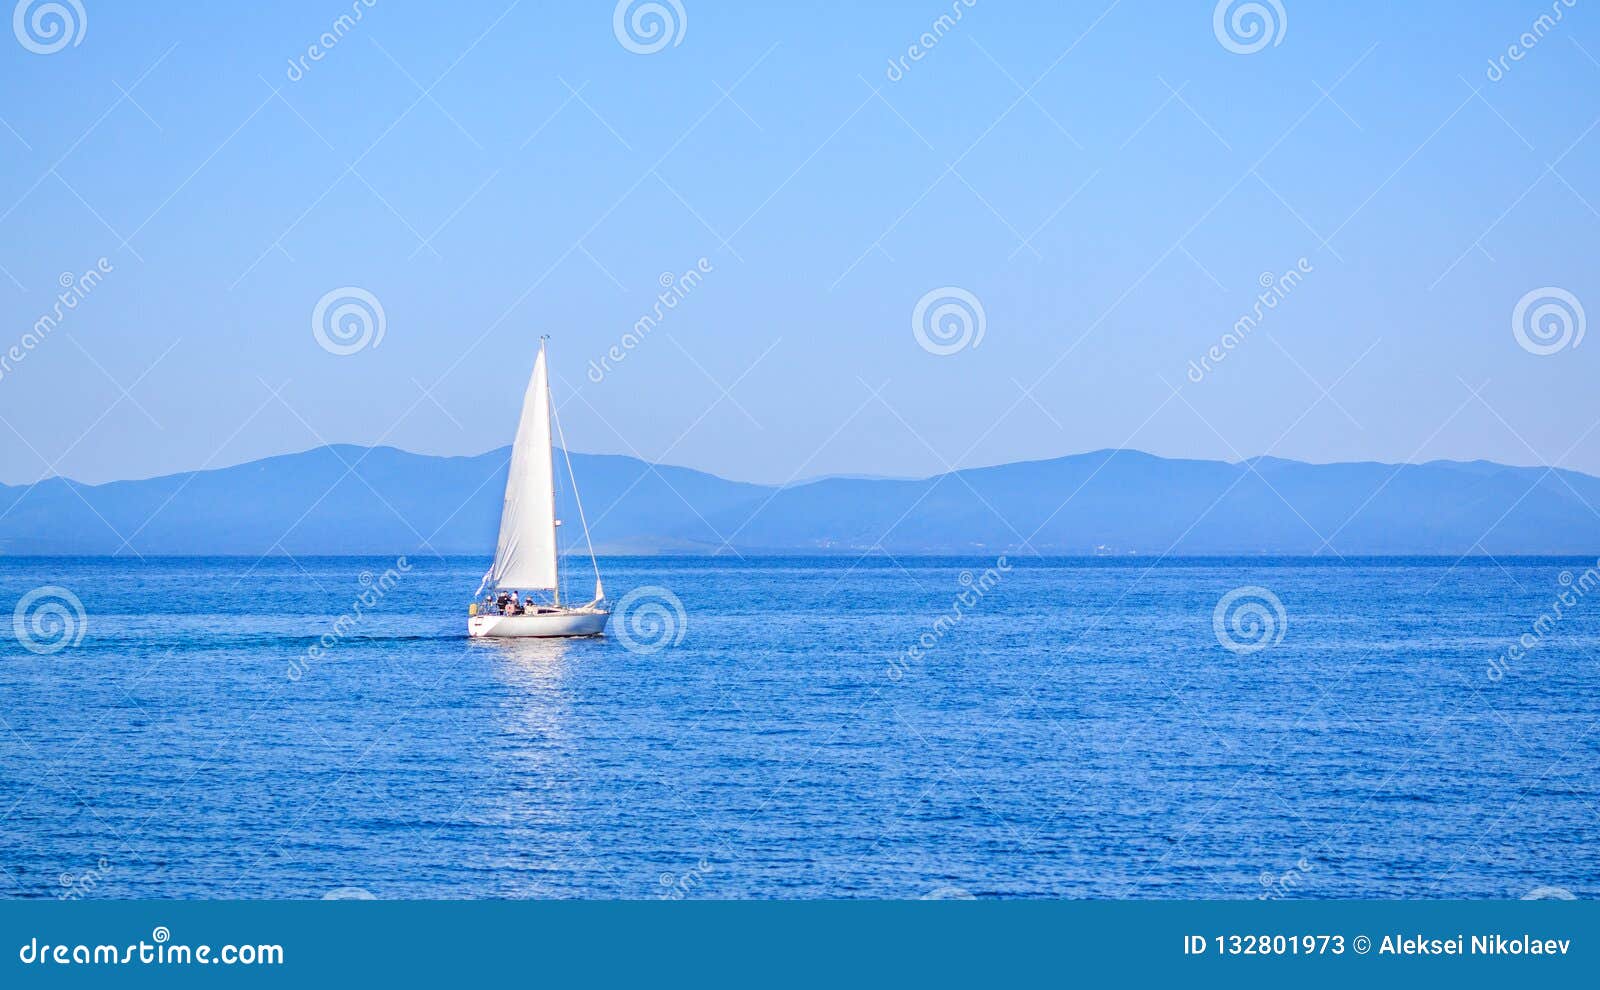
[468, 338, 609, 639]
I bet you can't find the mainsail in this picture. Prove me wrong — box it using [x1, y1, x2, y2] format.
[487, 344, 559, 592]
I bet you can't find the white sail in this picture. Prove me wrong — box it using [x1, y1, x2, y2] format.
[487, 345, 559, 592]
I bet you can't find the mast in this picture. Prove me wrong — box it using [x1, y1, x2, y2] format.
[543, 336, 560, 608]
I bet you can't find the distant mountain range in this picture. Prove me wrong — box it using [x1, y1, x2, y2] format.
[2, 445, 1598, 556]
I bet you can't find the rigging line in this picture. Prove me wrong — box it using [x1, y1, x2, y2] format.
[549, 387, 603, 600]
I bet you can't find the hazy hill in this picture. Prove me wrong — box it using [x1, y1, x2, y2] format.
[1, 445, 1596, 555]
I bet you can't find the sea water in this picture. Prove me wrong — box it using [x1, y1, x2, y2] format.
[0, 555, 1595, 899]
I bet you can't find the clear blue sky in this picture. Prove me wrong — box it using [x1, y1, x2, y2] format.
[1, 0, 1596, 486]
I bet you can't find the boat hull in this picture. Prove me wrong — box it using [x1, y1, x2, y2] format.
[468, 609, 609, 639]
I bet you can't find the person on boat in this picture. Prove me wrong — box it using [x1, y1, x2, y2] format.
[496, 590, 511, 614]
[524, 594, 537, 613]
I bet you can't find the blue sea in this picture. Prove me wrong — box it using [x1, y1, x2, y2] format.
[0, 555, 1596, 900]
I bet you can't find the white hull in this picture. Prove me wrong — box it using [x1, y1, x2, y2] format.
[468, 609, 609, 639]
